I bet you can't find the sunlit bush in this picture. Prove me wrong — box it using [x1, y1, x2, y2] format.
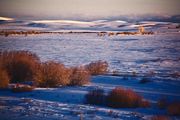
[106, 87, 150, 108]
[0, 51, 40, 83]
[85, 60, 108, 75]
[37, 61, 71, 87]
[85, 88, 106, 105]
[69, 66, 90, 86]
[84, 87, 150, 108]
[167, 102, 180, 116]
[11, 84, 34, 93]
[0, 67, 9, 89]
[0, 50, 109, 88]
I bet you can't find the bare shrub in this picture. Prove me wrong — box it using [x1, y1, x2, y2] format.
[0, 51, 40, 83]
[38, 61, 71, 87]
[69, 66, 90, 86]
[0, 67, 9, 89]
[151, 115, 170, 120]
[85, 88, 106, 105]
[85, 60, 108, 75]
[11, 84, 34, 93]
[167, 102, 180, 116]
[107, 87, 149, 108]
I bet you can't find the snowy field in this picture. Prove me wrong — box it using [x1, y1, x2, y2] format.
[0, 33, 179, 80]
[0, 32, 180, 119]
[0, 75, 180, 120]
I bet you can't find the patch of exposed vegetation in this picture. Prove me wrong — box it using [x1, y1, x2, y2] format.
[0, 50, 108, 89]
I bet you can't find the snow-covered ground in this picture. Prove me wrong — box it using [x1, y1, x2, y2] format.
[0, 33, 180, 81]
[0, 75, 180, 120]
[0, 31, 180, 119]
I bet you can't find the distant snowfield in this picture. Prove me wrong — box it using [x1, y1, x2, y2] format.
[0, 19, 179, 32]
[0, 75, 180, 120]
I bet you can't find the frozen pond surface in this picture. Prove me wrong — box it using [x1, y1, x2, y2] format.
[0, 33, 180, 80]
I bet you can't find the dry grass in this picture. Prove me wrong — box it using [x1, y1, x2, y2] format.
[85, 60, 108, 75]
[84, 87, 150, 108]
[69, 66, 90, 86]
[107, 87, 150, 108]
[11, 84, 34, 93]
[0, 50, 109, 88]
[37, 61, 71, 87]
[0, 67, 9, 89]
[0, 51, 40, 83]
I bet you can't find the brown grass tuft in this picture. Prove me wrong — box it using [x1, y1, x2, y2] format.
[37, 61, 71, 87]
[0, 67, 9, 89]
[69, 66, 90, 86]
[85, 60, 108, 75]
[0, 51, 40, 83]
[11, 84, 34, 92]
[107, 87, 150, 108]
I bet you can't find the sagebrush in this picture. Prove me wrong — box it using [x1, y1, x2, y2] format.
[0, 51, 40, 83]
[37, 61, 71, 87]
[69, 66, 90, 86]
[0, 67, 9, 89]
[107, 87, 150, 108]
[0, 50, 109, 88]
[85, 60, 108, 75]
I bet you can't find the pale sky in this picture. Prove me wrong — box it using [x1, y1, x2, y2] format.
[0, 0, 179, 20]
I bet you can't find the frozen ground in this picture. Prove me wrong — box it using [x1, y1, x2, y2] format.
[0, 75, 180, 120]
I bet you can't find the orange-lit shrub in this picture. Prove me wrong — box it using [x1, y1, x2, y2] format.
[0, 50, 98, 88]
[167, 102, 180, 116]
[11, 84, 34, 92]
[38, 61, 71, 87]
[0, 51, 40, 83]
[0, 67, 9, 89]
[151, 115, 170, 120]
[85, 88, 106, 105]
[85, 60, 108, 75]
[69, 66, 90, 86]
[107, 87, 149, 108]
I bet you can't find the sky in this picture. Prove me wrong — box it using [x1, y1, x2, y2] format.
[0, 0, 180, 20]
